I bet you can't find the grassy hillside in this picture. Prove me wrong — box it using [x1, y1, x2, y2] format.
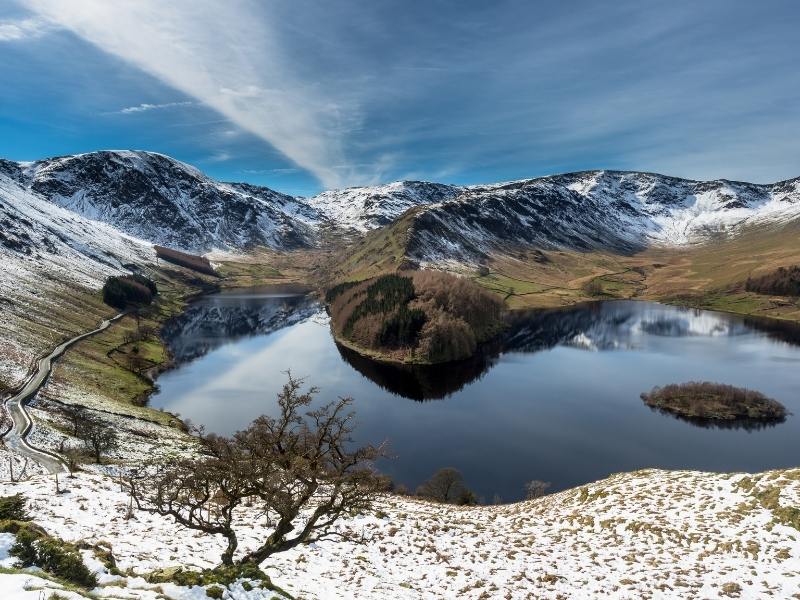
[323, 210, 420, 283]
[324, 215, 800, 326]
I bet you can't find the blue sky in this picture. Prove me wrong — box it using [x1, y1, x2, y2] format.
[1, 1, 799, 196]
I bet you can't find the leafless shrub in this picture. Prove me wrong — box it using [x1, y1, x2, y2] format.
[416, 467, 477, 505]
[127, 374, 389, 567]
[524, 480, 552, 500]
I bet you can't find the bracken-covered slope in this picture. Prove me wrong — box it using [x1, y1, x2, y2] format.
[19, 150, 322, 253]
[402, 170, 800, 266]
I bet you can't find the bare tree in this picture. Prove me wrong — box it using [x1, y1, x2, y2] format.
[76, 415, 118, 463]
[128, 374, 388, 567]
[55, 403, 87, 437]
[64, 447, 83, 476]
[524, 480, 552, 500]
[416, 467, 475, 505]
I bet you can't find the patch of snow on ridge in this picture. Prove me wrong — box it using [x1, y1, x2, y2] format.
[0, 167, 155, 387]
[307, 180, 463, 231]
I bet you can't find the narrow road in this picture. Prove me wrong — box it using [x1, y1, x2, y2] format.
[2, 313, 125, 474]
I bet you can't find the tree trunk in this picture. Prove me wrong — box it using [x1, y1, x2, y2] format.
[239, 519, 295, 565]
[219, 530, 239, 566]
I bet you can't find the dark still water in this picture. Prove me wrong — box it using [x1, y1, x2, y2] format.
[151, 290, 800, 501]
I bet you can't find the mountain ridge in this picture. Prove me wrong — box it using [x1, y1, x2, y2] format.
[3, 150, 800, 269]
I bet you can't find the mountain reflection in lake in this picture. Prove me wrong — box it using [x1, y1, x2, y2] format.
[153, 293, 800, 501]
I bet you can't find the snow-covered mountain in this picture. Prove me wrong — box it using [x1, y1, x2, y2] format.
[17, 151, 322, 253]
[5, 151, 800, 269]
[401, 171, 800, 266]
[306, 180, 462, 231]
[0, 158, 154, 289]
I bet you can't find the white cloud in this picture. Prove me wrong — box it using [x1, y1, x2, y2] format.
[25, 0, 359, 189]
[118, 101, 193, 114]
[0, 16, 54, 41]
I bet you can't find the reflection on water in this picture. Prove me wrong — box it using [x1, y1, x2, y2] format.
[161, 289, 318, 363]
[643, 406, 787, 432]
[336, 302, 800, 401]
[154, 294, 800, 500]
[334, 342, 500, 401]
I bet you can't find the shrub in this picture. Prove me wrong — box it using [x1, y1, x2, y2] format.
[524, 480, 552, 500]
[147, 562, 269, 587]
[206, 586, 225, 599]
[582, 278, 604, 297]
[745, 266, 800, 296]
[416, 467, 477, 505]
[0, 494, 28, 521]
[9, 523, 97, 588]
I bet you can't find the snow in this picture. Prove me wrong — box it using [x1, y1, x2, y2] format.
[0, 167, 156, 389]
[307, 180, 463, 231]
[0, 531, 17, 567]
[0, 468, 797, 599]
[21, 151, 322, 253]
[403, 170, 800, 266]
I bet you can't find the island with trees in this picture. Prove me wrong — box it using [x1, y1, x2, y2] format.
[326, 271, 506, 364]
[641, 381, 788, 425]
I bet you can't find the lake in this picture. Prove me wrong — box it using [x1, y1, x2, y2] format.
[151, 289, 800, 501]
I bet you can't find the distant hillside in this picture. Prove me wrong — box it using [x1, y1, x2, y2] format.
[404, 171, 800, 267]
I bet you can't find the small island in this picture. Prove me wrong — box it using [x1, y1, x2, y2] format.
[641, 381, 787, 424]
[326, 271, 506, 364]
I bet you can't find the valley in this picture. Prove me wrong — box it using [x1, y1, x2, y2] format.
[1, 150, 799, 598]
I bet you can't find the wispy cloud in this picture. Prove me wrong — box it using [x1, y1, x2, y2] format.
[15, 1, 800, 188]
[117, 100, 193, 114]
[241, 167, 299, 175]
[0, 16, 54, 41]
[26, 0, 359, 189]
[202, 150, 233, 163]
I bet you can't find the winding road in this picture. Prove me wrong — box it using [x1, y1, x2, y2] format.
[2, 313, 125, 474]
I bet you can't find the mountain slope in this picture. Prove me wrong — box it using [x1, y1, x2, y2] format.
[401, 170, 800, 267]
[0, 160, 156, 387]
[20, 151, 322, 253]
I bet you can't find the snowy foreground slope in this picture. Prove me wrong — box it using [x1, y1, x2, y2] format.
[0, 468, 798, 599]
